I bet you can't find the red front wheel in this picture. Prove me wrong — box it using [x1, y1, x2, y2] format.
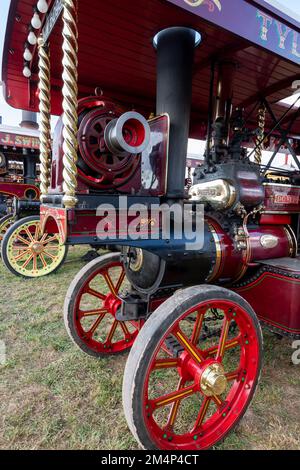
[123, 285, 263, 450]
[64, 253, 141, 357]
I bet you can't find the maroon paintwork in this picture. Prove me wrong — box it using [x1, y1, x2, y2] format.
[259, 214, 292, 225]
[235, 259, 300, 334]
[40, 205, 160, 245]
[208, 217, 295, 284]
[264, 183, 300, 213]
[0, 181, 40, 200]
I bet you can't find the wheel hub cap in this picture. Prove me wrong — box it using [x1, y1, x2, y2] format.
[200, 363, 227, 397]
[30, 241, 44, 254]
[104, 293, 122, 315]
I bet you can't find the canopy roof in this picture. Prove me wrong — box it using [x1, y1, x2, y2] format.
[3, 0, 300, 138]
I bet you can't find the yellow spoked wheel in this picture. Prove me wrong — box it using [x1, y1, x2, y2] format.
[1, 215, 67, 278]
[0, 214, 15, 248]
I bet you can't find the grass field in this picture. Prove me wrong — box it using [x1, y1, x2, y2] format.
[0, 246, 299, 450]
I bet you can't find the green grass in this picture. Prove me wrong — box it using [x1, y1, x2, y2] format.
[0, 246, 299, 450]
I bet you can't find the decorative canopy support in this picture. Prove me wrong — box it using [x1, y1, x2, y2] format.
[61, 0, 79, 209]
[254, 103, 266, 166]
[38, 37, 51, 202]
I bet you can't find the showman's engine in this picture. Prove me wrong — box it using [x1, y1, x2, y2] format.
[50, 31, 298, 303]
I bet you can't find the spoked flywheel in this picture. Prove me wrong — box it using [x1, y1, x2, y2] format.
[123, 285, 263, 450]
[1, 215, 67, 277]
[64, 253, 141, 357]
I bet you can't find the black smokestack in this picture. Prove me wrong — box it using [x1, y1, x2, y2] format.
[155, 27, 199, 199]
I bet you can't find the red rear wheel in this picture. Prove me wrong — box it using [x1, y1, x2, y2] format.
[64, 253, 141, 357]
[123, 285, 262, 450]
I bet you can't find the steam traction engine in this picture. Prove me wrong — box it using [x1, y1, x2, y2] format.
[3, 0, 300, 450]
[0, 123, 67, 277]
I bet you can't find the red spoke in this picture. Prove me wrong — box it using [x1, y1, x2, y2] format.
[212, 395, 224, 407]
[225, 369, 241, 382]
[192, 396, 211, 432]
[80, 308, 108, 318]
[13, 248, 31, 261]
[119, 321, 132, 338]
[105, 320, 118, 344]
[85, 287, 106, 301]
[151, 383, 196, 410]
[205, 336, 241, 358]
[85, 312, 106, 338]
[33, 254, 37, 271]
[21, 253, 34, 269]
[43, 250, 57, 260]
[16, 234, 31, 246]
[43, 244, 60, 250]
[152, 358, 179, 370]
[166, 379, 185, 430]
[13, 245, 31, 251]
[39, 253, 48, 268]
[115, 269, 125, 293]
[42, 235, 59, 245]
[216, 317, 231, 361]
[24, 227, 34, 242]
[103, 271, 117, 296]
[161, 341, 174, 357]
[174, 328, 205, 364]
[40, 233, 48, 243]
[191, 311, 204, 345]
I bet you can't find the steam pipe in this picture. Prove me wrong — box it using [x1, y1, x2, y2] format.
[214, 61, 236, 146]
[154, 27, 200, 199]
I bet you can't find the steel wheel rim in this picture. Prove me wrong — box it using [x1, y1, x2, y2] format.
[74, 260, 140, 354]
[142, 299, 260, 450]
[6, 219, 66, 277]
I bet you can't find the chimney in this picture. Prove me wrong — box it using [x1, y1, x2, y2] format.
[20, 111, 38, 130]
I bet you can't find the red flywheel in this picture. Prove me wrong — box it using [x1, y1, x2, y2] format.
[77, 99, 141, 189]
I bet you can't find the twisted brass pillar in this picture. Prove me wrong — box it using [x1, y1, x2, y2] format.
[254, 103, 266, 166]
[38, 38, 51, 202]
[62, 0, 79, 208]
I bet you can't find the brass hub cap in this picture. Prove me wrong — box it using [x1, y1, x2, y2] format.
[30, 241, 44, 255]
[200, 363, 227, 397]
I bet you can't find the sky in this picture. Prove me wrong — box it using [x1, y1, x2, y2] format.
[0, 0, 300, 159]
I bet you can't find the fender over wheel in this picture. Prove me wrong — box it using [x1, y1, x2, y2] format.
[1, 215, 67, 277]
[64, 253, 141, 358]
[123, 285, 263, 450]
